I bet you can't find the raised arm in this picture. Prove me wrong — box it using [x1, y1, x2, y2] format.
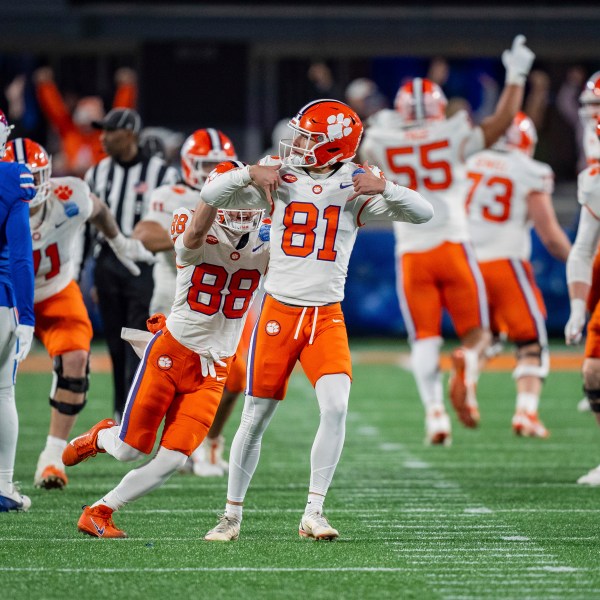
[180, 201, 218, 250]
[528, 191, 571, 262]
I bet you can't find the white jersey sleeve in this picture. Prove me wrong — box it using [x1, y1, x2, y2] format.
[173, 231, 205, 266]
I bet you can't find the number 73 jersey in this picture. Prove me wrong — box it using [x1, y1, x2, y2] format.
[166, 222, 270, 358]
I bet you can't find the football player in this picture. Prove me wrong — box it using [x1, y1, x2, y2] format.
[201, 98, 432, 542]
[467, 112, 571, 437]
[565, 117, 600, 484]
[580, 70, 600, 167]
[132, 128, 267, 477]
[361, 35, 535, 444]
[0, 112, 36, 511]
[62, 187, 269, 538]
[2, 137, 155, 490]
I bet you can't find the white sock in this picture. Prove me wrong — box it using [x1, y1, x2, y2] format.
[309, 374, 350, 496]
[94, 446, 187, 511]
[516, 392, 539, 414]
[46, 435, 67, 450]
[97, 426, 143, 462]
[225, 502, 243, 520]
[411, 337, 444, 412]
[227, 395, 278, 503]
[305, 493, 324, 515]
[463, 348, 480, 386]
[0, 386, 17, 487]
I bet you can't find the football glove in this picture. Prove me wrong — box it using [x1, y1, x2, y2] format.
[107, 232, 157, 276]
[198, 348, 227, 378]
[14, 324, 34, 363]
[565, 298, 587, 345]
[502, 35, 535, 86]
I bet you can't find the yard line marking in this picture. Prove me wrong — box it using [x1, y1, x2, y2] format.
[0, 567, 439, 573]
[502, 536, 530, 541]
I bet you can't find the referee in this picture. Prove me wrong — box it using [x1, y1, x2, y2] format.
[86, 108, 178, 420]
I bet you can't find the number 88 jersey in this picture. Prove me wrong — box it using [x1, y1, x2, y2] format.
[166, 220, 270, 358]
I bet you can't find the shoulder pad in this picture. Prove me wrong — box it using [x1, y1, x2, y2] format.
[578, 165, 600, 207]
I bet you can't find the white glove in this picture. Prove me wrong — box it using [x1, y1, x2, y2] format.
[107, 232, 157, 276]
[565, 298, 587, 345]
[14, 324, 34, 363]
[170, 207, 194, 242]
[121, 327, 153, 359]
[198, 348, 227, 378]
[502, 35, 535, 86]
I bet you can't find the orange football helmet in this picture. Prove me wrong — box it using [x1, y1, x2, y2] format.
[0, 109, 13, 158]
[579, 70, 600, 127]
[180, 128, 236, 189]
[3, 138, 52, 207]
[279, 99, 363, 168]
[394, 78, 447, 124]
[494, 112, 537, 157]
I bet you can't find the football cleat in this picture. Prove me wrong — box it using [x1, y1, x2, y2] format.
[577, 465, 600, 486]
[425, 407, 452, 446]
[299, 511, 339, 541]
[62, 418, 116, 467]
[204, 513, 241, 541]
[34, 464, 68, 490]
[192, 436, 228, 477]
[512, 411, 549, 438]
[578, 397, 592, 412]
[0, 483, 31, 512]
[448, 349, 480, 428]
[78, 505, 127, 538]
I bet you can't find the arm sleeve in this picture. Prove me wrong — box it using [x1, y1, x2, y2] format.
[352, 180, 434, 226]
[35, 80, 75, 138]
[6, 200, 34, 326]
[201, 166, 270, 210]
[566, 207, 600, 286]
[461, 126, 486, 161]
[174, 230, 204, 266]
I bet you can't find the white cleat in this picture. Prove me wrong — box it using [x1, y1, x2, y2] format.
[204, 514, 241, 541]
[577, 465, 600, 486]
[0, 482, 31, 512]
[425, 407, 452, 446]
[34, 450, 68, 489]
[192, 436, 228, 477]
[299, 511, 339, 541]
[578, 398, 591, 413]
[512, 411, 549, 438]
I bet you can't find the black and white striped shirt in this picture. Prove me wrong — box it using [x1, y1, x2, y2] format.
[84, 152, 179, 236]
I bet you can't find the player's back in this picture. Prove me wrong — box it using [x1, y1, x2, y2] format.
[466, 149, 554, 262]
[31, 176, 93, 303]
[362, 109, 473, 253]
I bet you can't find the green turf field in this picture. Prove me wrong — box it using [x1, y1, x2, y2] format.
[2, 352, 600, 599]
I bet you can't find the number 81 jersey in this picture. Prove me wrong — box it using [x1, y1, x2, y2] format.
[166, 222, 270, 358]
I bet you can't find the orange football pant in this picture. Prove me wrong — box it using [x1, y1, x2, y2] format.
[479, 258, 547, 344]
[246, 294, 352, 400]
[119, 327, 232, 456]
[34, 280, 93, 357]
[397, 241, 489, 340]
[225, 310, 255, 394]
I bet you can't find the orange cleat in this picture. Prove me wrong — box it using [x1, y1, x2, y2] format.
[36, 465, 68, 490]
[62, 418, 116, 467]
[512, 411, 550, 438]
[449, 349, 479, 428]
[78, 504, 127, 538]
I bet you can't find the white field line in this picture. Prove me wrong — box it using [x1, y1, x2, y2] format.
[0, 566, 455, 573]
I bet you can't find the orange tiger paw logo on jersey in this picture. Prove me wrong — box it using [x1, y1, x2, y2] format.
[54, 186, 73, 201]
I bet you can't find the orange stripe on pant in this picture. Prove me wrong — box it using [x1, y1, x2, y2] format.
[398, 241, 488, 340]
[119, 328, 232, 456]
[479, 258, 547, 343]
[34, 280, 93, 357]
[247, 295, 352, 401]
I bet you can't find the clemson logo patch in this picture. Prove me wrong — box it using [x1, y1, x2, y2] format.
[230, 251, 240, 261]
[312, 185, 323, 195]
[265, 320, 281, 336]
[54, 186, 73, 201]
[282, 174, 298, 183]
[206, 235, 219, 245]
[157, 355, 173, 370]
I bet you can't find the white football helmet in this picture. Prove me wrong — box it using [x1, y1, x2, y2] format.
[579, 70, 600, 128]
[493, 112, 537, 157]
[394, 78, 447, 125]
[0, 110, 14, 158]
[217, 209, 264, 233]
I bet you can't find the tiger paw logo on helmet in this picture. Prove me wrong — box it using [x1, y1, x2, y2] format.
[54, 186, 73, 201]
[327, 113, 353, 141]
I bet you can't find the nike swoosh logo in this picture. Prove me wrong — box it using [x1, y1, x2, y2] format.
[216, 376, 226, 382]
[339, 183, 353, 189]
[332, 319, 343, 323]
[90, 517, 105, 536]
[252, 244, 265, 252]
[55, 221, 68, 228]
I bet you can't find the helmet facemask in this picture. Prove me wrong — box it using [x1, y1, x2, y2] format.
[217, 209, 264, 233]
[280, 124, 330, 168]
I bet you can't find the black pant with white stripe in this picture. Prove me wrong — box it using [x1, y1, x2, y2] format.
[95, 245, 155, 420]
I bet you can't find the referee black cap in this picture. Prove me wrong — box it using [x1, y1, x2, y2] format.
[92, 108, 142, 134]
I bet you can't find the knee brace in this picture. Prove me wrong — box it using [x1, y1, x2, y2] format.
[49, 355, 90, 415]
[584, 388, 600, 413]
[512, 341, 549, 380]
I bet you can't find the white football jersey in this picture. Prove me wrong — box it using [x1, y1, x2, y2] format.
[584, 123, 600, 164]
[144, 183, 200, 314]
[578, 163, 600, 212]
[362, 109, 484, 254]
[30, 177, 93, 303]
[166, 222, 270, 357]
[200, 160, 432, 306]
[466, 149, 554, 262]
